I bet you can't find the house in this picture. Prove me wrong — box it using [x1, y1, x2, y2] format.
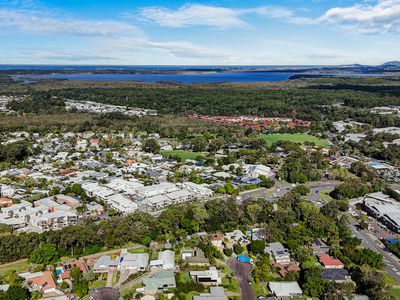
[269, 282, 303, 299]
[318, 254, 344, 269]
[193, 287, 228, 300]
[243, 164, 274, 178]
[182, 182, 213, 197]
[21, 271, 59, 295]
[265, 242, 291, 264]
[320, 269, 350, 283]
[311, 239, 331, 255]
[251, 228, 266, 241]
[143, 271, 176, 294]
[93, 255, 119, 273]
[150, 250, 175, 270]
[105, 194, 137, 214]
[0, 198, 12, 207]
[86, 202, 105, 216]
[272, 263, 301, 278]
[0, 285, 9, 292]
[119, 251, 149, 272]
[182, 248, 209, 266]
[224, 230, 249, 247]
[190, 267, 221, 285]
[89, 287, 120, 300]
[60, 260, 88, 280]
[211, 233, 224, 248]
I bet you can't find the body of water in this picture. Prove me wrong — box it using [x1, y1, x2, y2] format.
[22, 71, 297, 83]
[3, 65, 393, 83]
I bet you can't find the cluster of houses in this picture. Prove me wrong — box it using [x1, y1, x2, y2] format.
[0, 129, 280, 233]
[186, 114, 311, 131]
[0, 95, 25, 113]
[0, 194, 103, 232]
[0, 225, 359, 300]
[371, 106, 400, 116]
[65, 99, 157, 117]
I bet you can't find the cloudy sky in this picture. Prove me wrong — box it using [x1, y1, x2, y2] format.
[0, 0, 399, 65]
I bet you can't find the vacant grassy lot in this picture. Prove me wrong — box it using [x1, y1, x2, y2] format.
[161, 150, 204, 161]
[0, 259, 29, 276]
[128, 247, 148, 254]
[261, 134, 328, 147]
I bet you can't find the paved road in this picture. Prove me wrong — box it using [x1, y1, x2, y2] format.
[348, 217, 400, 282]
[305, 183, 337, 206]
[227, 259, 255, 300]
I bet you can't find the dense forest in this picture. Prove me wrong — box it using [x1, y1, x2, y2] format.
[2, 76, 399, 132]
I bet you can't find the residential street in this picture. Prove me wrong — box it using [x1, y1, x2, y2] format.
[348, 217, 400, 282]
[227, 258, 255, 300]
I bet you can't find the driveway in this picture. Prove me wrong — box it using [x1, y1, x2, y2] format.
[227, 258, 255, 300]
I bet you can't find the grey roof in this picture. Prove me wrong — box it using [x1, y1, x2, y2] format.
[193, 287, 227, 300]
[321, 269, 349, 281]
[120, 252, 149, 269]
[269, 282, 303, 297]
[93, 255, 111, 270]
[143, 271, 176, 292]
[89, 287, 120, 300]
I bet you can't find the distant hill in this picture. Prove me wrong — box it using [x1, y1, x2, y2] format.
[381, 61, 400, 67]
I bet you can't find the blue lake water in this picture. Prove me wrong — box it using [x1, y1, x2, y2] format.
[23, 71, 296, 83]
[16, 72, 389, 83]
[3, 65, 392, 83]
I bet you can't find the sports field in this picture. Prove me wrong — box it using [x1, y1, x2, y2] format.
[161, 150, 205, 161]
[261, 134, 328, 147]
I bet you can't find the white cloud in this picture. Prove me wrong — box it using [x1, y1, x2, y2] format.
[138, 4, 305, 28]
[318, 0, 400, 33]
[139, 4, 246, 28]
[0, 9, 143, 37]
[0, 5, 240, 62]
[18, 50, 117, 62]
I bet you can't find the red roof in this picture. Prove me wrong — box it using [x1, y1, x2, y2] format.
[318, 254, 344, 267]
[61, 261, 88, 279]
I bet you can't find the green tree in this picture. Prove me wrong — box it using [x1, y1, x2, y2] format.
[248, 240, 265, 255]
[223, 248, 233, 257]
[4, 285, 29, 300]
[29, 243, 59, 265]
[233, 244, 243, 255]
[292, 185, 310, 196]
[142, 139, 160, 153]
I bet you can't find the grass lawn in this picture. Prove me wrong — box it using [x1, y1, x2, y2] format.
[128, 247, 148, 254]
[112, 271, 120, 286]
[320, 191, 334, 202]
[177, 272, 192, 283]
[161, 150, 205, 161]
[183, 291, 199, 300]
[383, 272, 398, 286]
[390, 288, 400, 298]
[261, 134, 328, 147]
[0, 260, 29, 276]
[89, 280, 106, 289]
[252, 282, 269, 297]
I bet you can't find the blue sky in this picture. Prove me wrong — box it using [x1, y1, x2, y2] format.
[0, 0, 399, 65]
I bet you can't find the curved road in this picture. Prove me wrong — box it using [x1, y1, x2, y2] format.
[227, 258, 255, 300]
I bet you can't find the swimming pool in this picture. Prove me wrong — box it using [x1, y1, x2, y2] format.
[56, 267, 63, 276]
